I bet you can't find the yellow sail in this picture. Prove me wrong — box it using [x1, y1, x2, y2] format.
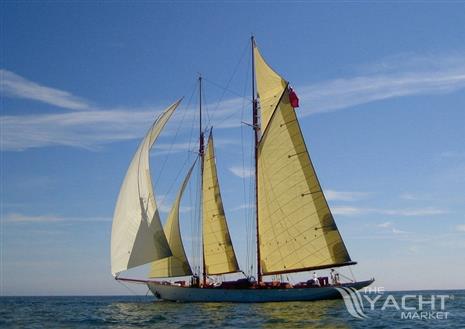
[149, 163, 195, 278]
[255, 48, 353, 275]
[202, 133, 240, 275]
[253, 44, 287, 131]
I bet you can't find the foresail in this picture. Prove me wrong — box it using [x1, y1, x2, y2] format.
[111, 100, 181, 276]
[149, 163, 195, 278]
[203, 133, 240, 275]
[253, 44, 287, 131]
[255, 49, 353, 275]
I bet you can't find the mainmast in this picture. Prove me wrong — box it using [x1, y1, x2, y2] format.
[198, 75, 206, 286]
[251, 36, 262, 284]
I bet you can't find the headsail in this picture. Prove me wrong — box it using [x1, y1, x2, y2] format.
[111, 100, 181, 276]
[254, 45, 355, 275]
[149, 162, 195, 278]
[202, 132, 240, 275]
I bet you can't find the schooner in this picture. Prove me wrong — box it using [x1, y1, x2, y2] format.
[111, 37, 374, 302]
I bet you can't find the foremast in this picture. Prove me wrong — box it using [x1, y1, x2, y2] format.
[199, 75, 240, 285]
[251, 36, 262, 284]
[198, 75, 206, 286]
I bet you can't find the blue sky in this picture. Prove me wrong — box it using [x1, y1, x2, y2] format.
[1, 2, 465, 296]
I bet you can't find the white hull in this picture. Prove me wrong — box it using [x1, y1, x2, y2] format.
[147, 279, 374, 303]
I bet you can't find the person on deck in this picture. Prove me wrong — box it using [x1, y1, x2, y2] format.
[330, 269, 340, 285]
[312, 272, 320, 286]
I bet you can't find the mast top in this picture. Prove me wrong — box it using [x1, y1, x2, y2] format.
[198, 74, 204, 157]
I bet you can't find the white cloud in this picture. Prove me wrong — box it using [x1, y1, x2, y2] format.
[3, 52, 465, 151]
[157, 194, 192, 214]
[392, 228, 408, 235]
[333, 206, 447, 217]
[456, 224, 465, 232]
[1, 69, 90, 110]
[439, 151, 465, 159]
[4, 213, 110, 223]
[1, 108, 162, 151]
[228, 165, 254, 178]
[297, 53, 465, 116]
[382, 208, 447, 216]
[377, 221, 392, 228]
[157, 203, 192, 214]
[399, 193, 420, 201]
[325, 190, 370, 201]
[331, 206, 362, 216]
[230, 204, 254, 211]
[152, 138, 239, 156]
[376, 221, 407, 236]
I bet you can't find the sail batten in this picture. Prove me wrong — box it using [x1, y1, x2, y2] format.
[111, 100, 181, 276]
[202, 133, 240, 275]
[149, 162, 195, 278]
[254, 45, 352, 276]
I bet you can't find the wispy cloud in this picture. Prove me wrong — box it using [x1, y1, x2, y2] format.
[298, 53, 465, 116]
[392, 227, 408, 235]
[2, 108, 162, 151]
[152, 138, 239, 156]
[439, 151, 465, 159]
[377, 221, 392, 228]
[228, 165, 254, 178]
[456, 224, 465, 232]
[331, 206, 361, 216]
[376, 221, 408, 235]
[399, 193, 420, 201]
[230, 203, 254, 212]
[333, 206, 447, 217]
[157, 203, 192, 214]
[4, 213, 111, 223]
[3, 51, 465, 151]
[1, 69, 90, 110]
[325, 190, 370, 201]
[156, 194, 192, 214]
[382, 208, 447, 216]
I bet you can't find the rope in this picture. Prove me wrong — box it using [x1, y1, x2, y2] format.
[202, 39, 250, 128]
[117, 279, 146, 300]
[349, 265, 356, 282]
[203, 77, 251, 105]
[339, 271, 355, 283]
[241, 51, 253, 276]
[155, 80, 197, 186]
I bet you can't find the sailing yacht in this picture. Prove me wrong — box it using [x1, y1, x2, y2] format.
[111, 37, 374, 302]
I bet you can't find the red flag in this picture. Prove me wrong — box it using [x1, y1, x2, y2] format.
[289, 87, 299, 108]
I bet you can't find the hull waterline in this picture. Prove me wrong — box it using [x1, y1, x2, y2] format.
[147, 279, 374, 303]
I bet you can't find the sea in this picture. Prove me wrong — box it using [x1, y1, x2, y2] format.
[1, 290, 464, 328]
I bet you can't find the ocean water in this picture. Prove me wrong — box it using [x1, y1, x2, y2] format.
[1, 290, 463, 328]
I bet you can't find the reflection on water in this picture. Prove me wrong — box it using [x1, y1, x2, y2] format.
[1, 291, 464, 328]
[102, 299, 349, 328]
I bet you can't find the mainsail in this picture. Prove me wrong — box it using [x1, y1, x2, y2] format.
[253, 46, 287, 131]
[202, 132, 240, 275]
[149, 163, 195, 278]
[110, 100, 181, 276]
[254, 45, 355, 275]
